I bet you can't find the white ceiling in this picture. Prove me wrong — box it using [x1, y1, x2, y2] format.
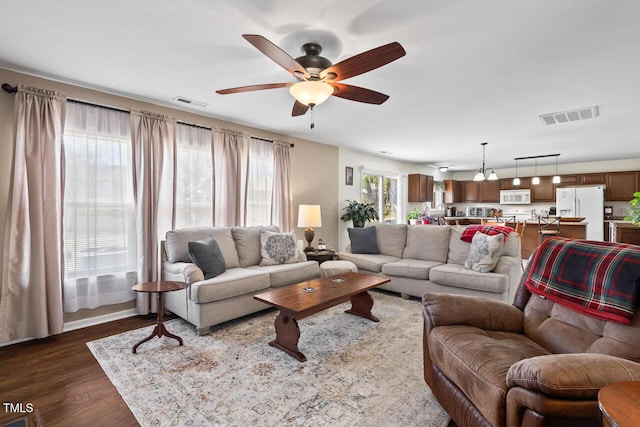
[1, 0, 639, 172]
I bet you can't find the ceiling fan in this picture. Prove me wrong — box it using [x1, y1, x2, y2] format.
[216, 34, 406, 127]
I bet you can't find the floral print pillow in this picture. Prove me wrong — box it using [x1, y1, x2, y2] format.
[464, 232, 504, 273]
[260, 231, 298, 265]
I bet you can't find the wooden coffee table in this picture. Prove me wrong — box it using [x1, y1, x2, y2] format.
[254, 272, 390, 362]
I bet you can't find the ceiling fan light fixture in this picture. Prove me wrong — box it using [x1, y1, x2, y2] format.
[289, 81, 334, 107]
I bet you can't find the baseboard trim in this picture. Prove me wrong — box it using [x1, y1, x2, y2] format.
[0, 309, 139, 348]
[63, 309, 139, 333]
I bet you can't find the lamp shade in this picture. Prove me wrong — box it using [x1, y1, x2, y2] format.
[297, 204, 322, 228]
[289, 81, 334, 106]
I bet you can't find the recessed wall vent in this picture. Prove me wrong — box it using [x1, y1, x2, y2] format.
[173, 96, 208, 108]
[539, 106, 599, 125]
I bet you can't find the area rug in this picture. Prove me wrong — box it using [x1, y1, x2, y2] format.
[87, 291, 450, 426]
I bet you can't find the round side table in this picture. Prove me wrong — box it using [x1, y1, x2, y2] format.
[132, 280, 187, 353]
[598, 381, 640, 427]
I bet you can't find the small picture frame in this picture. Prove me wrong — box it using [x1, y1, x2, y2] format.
[345, 166, 354, 186]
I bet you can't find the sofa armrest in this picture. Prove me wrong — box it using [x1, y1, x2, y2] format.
[297, 249, 307, 262]
[163, 261, 204, 284]
[422, 292, 524, 334]
[507, 353, 640, 399]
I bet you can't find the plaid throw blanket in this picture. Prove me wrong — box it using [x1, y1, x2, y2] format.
[460, 224, 514, 243]
[525, 238, 640, 324]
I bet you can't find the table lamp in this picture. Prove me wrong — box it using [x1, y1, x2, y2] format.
[297, 204, 322, 253]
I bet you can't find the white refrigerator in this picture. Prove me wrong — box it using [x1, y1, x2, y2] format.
[556, 185, 604, 241]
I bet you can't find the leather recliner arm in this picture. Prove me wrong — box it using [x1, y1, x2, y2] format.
[507, 353, 640, 399]
[422, 292, 524, 335]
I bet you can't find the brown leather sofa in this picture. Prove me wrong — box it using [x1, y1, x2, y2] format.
[422, 242, 640, 427]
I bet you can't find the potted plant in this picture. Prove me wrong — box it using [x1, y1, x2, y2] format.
[406, 209, 421, 225]
[340, 199, 379, 228]
[624, 191, 640, 225]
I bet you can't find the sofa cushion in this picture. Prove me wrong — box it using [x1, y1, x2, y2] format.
[500, 232, 520, 257]
[428, 325, 550, 427]
[166, 226, 240, 268]
[368, 223, 407, 257]
[248, 261, 319, 287]
[430, 263, 508, 293]
[337, 252, 400, 273]
[259, 230, 298, 265]
[447, 226, 471, 265]
[465, 232, 504, 273]
[382, 259, 444, 280]
[189, 268, 270, 303]
[187, 236, 226, 279]
[232, 225, 279, 267]
[402, 225, 451, 262]
[348, 226, 380, 254]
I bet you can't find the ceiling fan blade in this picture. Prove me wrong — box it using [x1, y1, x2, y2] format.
[292, 101, 310, 116]
[321, 42, 406, 82]
[331, 83, 390, 104]
[216, 82, 293, 95]
[243, 34, 309, 79]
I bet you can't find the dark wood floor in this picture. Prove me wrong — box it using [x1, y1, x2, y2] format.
[0, 315, 161, 427]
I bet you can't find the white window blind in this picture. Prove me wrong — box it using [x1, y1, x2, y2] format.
[62, 103, 137, 312]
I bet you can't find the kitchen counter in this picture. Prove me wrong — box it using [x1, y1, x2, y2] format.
[524, 219, 588, 225]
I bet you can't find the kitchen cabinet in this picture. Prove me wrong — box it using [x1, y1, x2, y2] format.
[480, 180, 500, 202]
[462, 180, 499, 202]
[610, 222, 640, 245]
[462, 181, 479, 202]
[605, 171, 638, 201]
[408, 174, 433, 202]
[558, 174, 580, 185]
[531, 176, 556, 202]
[444, 180, 462, 203]
[580, 173, 606, 185]
[500, 177, 530, 190]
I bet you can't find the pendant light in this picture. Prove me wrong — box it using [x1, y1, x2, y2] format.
[532, 158, 540, 185]
[552, 155, 561, 184]
[512, 159, 521, 186]
[473, 142, 498, 181]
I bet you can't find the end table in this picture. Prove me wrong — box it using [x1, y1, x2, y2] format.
[305, 249, 336, 264]
[131, 280, 187, 353]
[598, 381, 640, 427]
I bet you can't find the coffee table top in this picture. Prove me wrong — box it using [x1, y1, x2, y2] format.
[132, 281, 188, 293]
[254, 272, 389, 317]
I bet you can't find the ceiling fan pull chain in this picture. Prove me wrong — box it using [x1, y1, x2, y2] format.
[310, 104, 315, 129]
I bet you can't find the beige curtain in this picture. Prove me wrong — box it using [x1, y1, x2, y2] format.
[0, 85, 66, 341]
[131, 110, 176, 314]
[271, 141, 294, 231]
[212, 128, 249, 226]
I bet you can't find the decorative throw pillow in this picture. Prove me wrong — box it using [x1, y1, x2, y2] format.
[464, 232, 504, 273]
[260, 230, 298, 265]
[348, 227, 380, 254]
[188, 236, 226, 280]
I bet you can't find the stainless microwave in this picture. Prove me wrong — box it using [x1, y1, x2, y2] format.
[500, 189, 531, 205]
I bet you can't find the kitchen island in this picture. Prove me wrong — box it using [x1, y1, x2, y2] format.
[521, 219, 587, 259]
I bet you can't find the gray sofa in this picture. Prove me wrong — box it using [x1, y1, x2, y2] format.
[162, 225, 319, 335]
[338, 223, 522, 302]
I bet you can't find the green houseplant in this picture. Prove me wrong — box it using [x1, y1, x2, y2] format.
[340, 199, 379, 228]
[406, 209, 421, 224]
[624, 191, 640, 225]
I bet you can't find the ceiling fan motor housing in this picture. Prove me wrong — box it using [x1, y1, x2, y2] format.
[296, 43, 332, 76]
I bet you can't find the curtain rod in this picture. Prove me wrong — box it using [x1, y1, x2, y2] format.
[3, 83, 294, 147]
[514, 153, 560, 161]
[251, 135, 294, 148]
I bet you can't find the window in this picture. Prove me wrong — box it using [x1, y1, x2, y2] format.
[63, 103, 136, 312]
[175, 124, 213, 228]
[246, 138, 274, 226]
[361, 171, 400, 223]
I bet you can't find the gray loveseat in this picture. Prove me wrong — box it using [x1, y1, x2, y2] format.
[162, 225, 319, 335]
[338, 223, 522, 302]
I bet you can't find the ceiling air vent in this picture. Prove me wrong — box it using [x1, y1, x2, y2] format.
[173, 96, 208, 108]
[538, 106, 599, 125]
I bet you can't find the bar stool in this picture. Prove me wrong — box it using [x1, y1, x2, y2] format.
[538, 216, 561, 244]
